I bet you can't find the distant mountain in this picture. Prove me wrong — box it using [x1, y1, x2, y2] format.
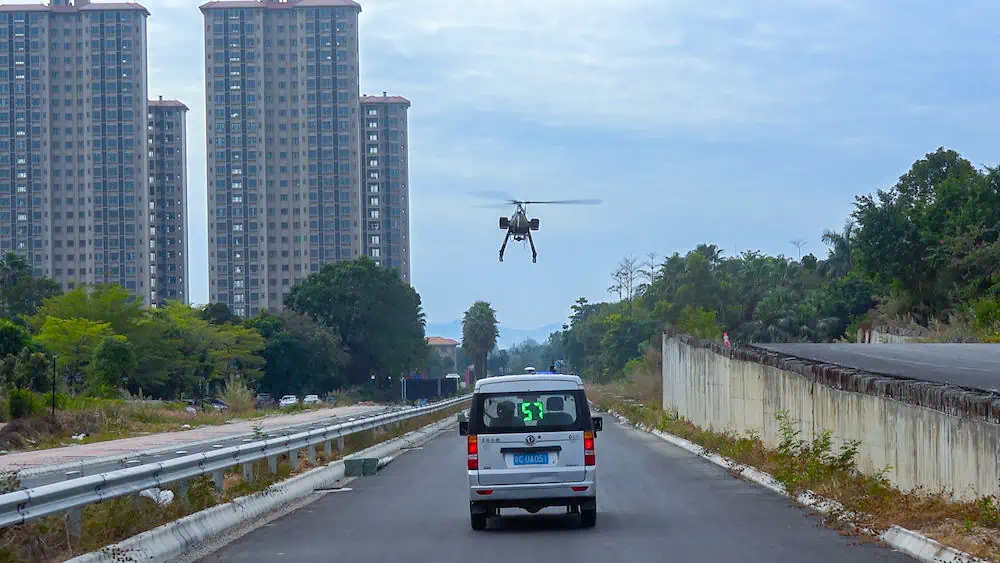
[425, 321, 563, 350]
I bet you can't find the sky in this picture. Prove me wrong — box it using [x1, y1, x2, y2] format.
[139, 0, 1000, 329]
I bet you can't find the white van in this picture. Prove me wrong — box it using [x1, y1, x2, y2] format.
[459, 373, 603, 530]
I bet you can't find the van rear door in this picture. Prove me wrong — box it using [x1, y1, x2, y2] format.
[474, 390, 588, 485]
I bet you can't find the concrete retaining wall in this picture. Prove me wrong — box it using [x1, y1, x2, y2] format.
[856, 325, 922, 343]
[662, 331, 1000, 500]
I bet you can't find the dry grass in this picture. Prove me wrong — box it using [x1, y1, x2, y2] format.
[221, 376, 255, 415]
[0, 400, 274, 453]
[0, 402, 467, 563]
[589, 368, 1000, 562]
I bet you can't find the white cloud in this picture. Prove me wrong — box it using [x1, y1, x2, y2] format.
[359, 0, 868, 134]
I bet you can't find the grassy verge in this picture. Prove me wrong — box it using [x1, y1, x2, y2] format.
[0, 402, 467, 563]
[0, 394, 346, 453]
[588, 368, 1000, 562]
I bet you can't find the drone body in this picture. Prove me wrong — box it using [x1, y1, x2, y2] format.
[474, 193, 601, 263]
[499, 202, 540, 262]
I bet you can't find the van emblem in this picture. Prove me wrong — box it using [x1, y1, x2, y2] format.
[526, 435, 536, 445]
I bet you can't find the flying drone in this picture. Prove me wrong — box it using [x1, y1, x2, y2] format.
[472, 191, 602, 263]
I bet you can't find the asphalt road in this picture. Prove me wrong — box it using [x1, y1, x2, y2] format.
[198, 418, 913, 563]
[755, 343, 1000, 392]
[16, 406, 392, 490]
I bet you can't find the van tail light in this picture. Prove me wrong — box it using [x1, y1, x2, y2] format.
[584, 431, 595, 466]
[467, 435, 479, 470]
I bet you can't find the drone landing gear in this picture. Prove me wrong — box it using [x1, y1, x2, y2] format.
[526, 230, 537, 263]
[499, 230, 511, 262]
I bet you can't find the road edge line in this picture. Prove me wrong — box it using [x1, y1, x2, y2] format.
[603, 409, 984, 563]
[65, 414, 458, 563]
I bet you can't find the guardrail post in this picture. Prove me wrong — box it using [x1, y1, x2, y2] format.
[336, 437, 344, 452]
[307, 444, 316, 465]
[66, 507, 82, 538]
[289, 449, 299, 471]
[324, 440, 333, 458]
[177, 478, 188, 500]
[242, 462, 254, 482]
[267, 455, 278, 474]
[212, 469, 225, 492]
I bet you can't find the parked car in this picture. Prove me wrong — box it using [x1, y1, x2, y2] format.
[206, 398, 228, 411]
[279, 395, 299, 408]
[255, 393, 273, 408]
[302, 394, 321, 406]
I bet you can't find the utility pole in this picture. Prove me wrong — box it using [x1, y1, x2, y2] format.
[51, 354, 57, 420]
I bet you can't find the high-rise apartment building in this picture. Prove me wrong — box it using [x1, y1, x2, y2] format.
[0, 0, 151, 302]
[200, 0, 363, 318]
[148, 96, 188, 306]
[360, 92, 409, 283]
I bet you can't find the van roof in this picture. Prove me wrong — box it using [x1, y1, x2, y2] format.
[473, 373, 583, 393]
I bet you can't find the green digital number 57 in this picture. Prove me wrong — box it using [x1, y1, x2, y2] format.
[520, 401, 544, 422]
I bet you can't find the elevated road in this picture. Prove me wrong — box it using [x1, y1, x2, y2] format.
[2, 404, 387, 489]
[198, 418, 912, 563]
[754, 343, 1000, 392]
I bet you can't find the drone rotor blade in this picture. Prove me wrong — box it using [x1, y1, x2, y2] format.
[521, 198, 603, 205]
[472, 203, 515, 209]
[466, 189, 520, 203]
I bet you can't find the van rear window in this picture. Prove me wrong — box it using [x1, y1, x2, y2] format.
[472, 390, 588, 434]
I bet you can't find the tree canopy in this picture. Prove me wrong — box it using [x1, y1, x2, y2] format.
[462, 301, 498, 383]
[286, 257, 428, 388]
[0, 258, 422, 402]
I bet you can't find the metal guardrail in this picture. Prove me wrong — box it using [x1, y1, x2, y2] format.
[0, 394, 471, 530]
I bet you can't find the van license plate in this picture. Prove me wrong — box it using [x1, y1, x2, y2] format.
[513, 452, 549, 466]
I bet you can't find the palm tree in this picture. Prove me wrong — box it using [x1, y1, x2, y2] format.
[820, 221, 856, 278]
[462, 301, 499, 384]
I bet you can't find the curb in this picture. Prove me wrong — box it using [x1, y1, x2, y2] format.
[13, 406, 388, 481]
[603, 409, 984, 563]
[66, 414, 458, 563]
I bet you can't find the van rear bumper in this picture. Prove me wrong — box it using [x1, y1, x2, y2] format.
[469, 480, 596, 511]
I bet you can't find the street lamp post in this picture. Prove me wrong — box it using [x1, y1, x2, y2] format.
[50, 354, 57, 420]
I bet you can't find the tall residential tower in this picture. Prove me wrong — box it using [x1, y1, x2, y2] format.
[360, 92, 409, 283]
[148, 96, 189, 306]
[0, 0, 151, 302]
[200, 0, 363, 318]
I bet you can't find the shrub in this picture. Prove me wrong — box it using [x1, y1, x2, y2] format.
[222, 375, 254, 414]
[8, 389, 35, 420]
[973, 298, 1000, 340]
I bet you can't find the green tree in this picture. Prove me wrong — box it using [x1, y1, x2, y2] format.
[0, 319, 29, 358]
[14, 349, 52, 392]
[91, 336, 137, 396]
[0, 252, 61, 323]
[248, 311, 349, 395]
[33, 317, 113, 392]
[29, 285, 179, 395]
[207, 323, 266, 386]
[461, 301, 498, 384]
[852, 147, 994, 319]
[286, 258, 427, 388]
[201, 302, 239, 326]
